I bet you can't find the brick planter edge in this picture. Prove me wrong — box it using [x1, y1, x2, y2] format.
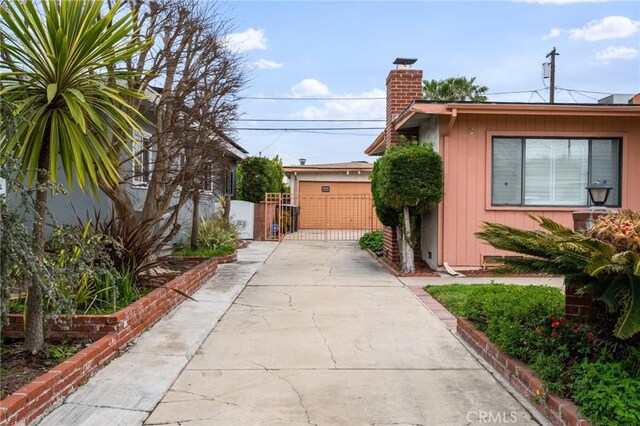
[457, 318, 591, 426]
[0, 252, 237, 426]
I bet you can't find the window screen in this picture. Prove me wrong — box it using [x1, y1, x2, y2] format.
[492, 137, 620, 207]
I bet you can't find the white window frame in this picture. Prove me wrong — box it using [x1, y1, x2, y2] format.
[132, 130, 152, 187]
[224, 169, 235, 196]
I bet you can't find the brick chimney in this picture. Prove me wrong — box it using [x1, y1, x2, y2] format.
[385, 58, 423, 147]
[630, 93, 640, 105]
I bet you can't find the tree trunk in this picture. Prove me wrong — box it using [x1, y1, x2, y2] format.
[0, 205, 6, 326]
[25, 145, 49, 352]
[401, 206, 415, 273]
[223, 195, 231, 221]
[190, 190, 200, 250]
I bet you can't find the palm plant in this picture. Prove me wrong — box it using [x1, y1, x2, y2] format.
[477, 215, 640, 339]
[0, 0, 145, 351]
[423, 76, 488, 102]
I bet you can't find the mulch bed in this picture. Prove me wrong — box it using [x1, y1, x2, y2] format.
[379, 256, 440, 277]
[0, 338, 92, 399]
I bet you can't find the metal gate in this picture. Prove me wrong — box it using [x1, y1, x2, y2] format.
[264, 192, 383, 241]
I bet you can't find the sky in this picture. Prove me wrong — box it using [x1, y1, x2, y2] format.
[222, 0, 640, 166]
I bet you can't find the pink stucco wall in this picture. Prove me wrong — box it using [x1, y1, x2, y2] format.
[437, 113, 640, 268]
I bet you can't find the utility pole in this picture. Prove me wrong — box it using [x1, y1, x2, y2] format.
[546, 47, 559, 104]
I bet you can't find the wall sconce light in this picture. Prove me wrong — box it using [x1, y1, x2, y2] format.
[586, 181, 613, 207]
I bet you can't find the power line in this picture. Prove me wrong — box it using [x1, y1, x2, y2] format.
[556, 88, 599, 101]
[240, 89, 554, 101]
[239, 87, 615, 102]
[284, 130, 380, 137]
[237, 118, 385, 122]
[487, 89, 547, 95]
[556, 87, 613, 96]
[258, 131, 286, 154]
[240, 96, 385, 101]
[237, 127, 384, 131]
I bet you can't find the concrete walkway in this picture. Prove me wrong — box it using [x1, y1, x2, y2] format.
[400, 276, 564, 289]
[37, 242, 278, 426]
[143, 242, 539, 425]
[37, 241, 545, 425]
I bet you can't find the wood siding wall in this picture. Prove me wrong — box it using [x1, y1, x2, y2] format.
[439, 113, 640, 267]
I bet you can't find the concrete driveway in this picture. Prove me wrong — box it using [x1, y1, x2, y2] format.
[145, 241, 538, 426]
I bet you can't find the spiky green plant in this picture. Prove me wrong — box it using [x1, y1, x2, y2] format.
[476, 215, 640, 340]
[197, 217, 239, 250]
[0, 0, 146, 350]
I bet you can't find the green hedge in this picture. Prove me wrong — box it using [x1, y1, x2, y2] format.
[425, 284, 640, 424]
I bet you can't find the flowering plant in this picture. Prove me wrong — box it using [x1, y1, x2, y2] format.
[529, 315, 598, 396]
[589, 209, 640, 254]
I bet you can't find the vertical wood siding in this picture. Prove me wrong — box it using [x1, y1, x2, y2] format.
[439, 114, 640, 267]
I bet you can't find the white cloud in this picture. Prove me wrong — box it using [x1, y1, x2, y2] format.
[543, 28, 563, 40]
[295, 88, 386, 122]
[225, 28, 267, 52]
[569, 16, 640, 41]
[291, 79, 330, 97]
[595, 46, 639, 64]
[255, 59, 284, 69]
[519, 0, 609, 4]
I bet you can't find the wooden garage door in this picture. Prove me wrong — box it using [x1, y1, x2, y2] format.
[298, 181, 376, 229]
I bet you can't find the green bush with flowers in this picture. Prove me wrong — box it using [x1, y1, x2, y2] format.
[426, 283, 640, 424]
[477, 210, 640, 340]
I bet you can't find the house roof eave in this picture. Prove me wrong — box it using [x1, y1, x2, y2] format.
[396, 102, 640, 130]
[364, 131, 386, 156]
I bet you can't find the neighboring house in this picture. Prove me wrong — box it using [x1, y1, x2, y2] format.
[366, 58, 640, 270]
[283, 161, 379, 230]
[24, 88, 248, 240]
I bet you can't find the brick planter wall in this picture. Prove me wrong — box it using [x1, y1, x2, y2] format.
[0, 252, 236, 426]
[2, 253, 236, 342]
[457, 318, 591, 426]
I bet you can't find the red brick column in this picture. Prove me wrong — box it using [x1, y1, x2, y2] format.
[381, 62, 423, 264]
[383, 226, 400, 264]
[567, 208, 609, 319]
[385, 68, 423, 148]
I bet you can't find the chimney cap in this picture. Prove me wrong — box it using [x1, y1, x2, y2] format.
[393, 58, 417, 69]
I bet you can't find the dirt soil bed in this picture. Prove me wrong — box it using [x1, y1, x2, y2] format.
[380, 257, 440, 277]
[1, 259, 203, 401]
[0, 338, 92, 399]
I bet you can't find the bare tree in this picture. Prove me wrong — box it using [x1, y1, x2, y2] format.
[101, 0, 245, 244]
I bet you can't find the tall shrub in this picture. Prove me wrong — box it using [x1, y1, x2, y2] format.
[370, 141, 443, 272]
[236, 156, 286, 203]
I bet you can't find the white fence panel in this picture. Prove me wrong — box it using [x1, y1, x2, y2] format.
[230, 200, 254, 239]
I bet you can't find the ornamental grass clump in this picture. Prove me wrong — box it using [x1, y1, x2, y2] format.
[197, 217, 240, 251]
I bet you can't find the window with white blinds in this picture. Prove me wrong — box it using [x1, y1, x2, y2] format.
[492, 137, 621, 207]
